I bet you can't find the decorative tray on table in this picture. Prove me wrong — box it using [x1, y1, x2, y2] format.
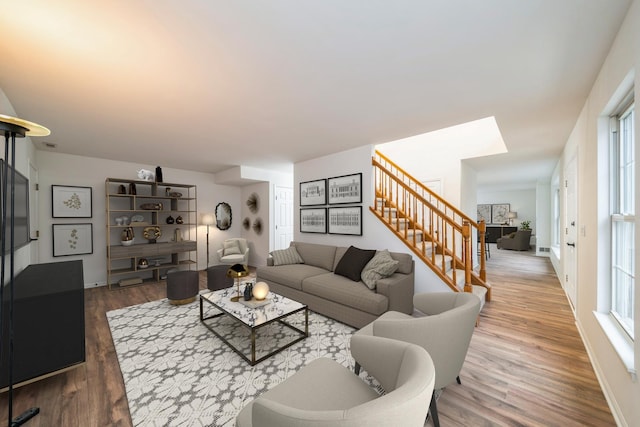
[238, 297, 272, 309]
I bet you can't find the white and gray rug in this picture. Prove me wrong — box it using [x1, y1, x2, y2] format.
[107, 295, 372, 426]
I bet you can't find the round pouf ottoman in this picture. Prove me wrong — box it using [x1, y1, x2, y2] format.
[166, 270, 199, 305]
[206, 264, 234, 291]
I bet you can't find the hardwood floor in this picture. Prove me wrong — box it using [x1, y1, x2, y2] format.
[1, 249, 614, 426]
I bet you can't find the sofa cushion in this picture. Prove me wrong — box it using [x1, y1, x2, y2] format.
[257, 264, 329, 291]
[334, 246, 376, 282]
[223, 240, 241, 256]
[389, 252, 413, 275]
[291, 242, 337, 271]
[361, 250, 400, 290]
[270, 246, 304, 266]
[302, 273, 388, 315]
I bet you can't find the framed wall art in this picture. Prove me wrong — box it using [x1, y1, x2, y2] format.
[491, 203, 510, 225]
[52, 185, 93, 218]
[328, 173, 362, 205]
[53, 223, 93, 257]
[300, 208, 326, 233]
[477, 204, 491, 223]
[328, 206, 362, 235]
[300, 179, 326, 206]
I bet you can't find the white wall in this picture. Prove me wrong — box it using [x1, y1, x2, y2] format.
[35, 151, 243, 286]
[294, 144, 449, 294]
[241, 182, 269, 267]
[559, 2, 640, 425]
[477, 188, 536, 231]
[535, 181, 551, 256]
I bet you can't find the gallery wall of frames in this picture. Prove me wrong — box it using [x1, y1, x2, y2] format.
[299, 172, 362, 236]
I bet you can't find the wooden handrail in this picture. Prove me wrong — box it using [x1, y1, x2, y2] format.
[372, 151, 491, 301]
[376, 150, 480, 228]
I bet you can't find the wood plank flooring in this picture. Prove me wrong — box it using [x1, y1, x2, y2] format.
[1, 248, 615, 426]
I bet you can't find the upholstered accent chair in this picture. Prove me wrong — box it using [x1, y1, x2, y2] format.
[236, 335, 435, 427]
[354, 292, 481, 427]
[216, 238, 250, 265]
[496, 229, 532, 251]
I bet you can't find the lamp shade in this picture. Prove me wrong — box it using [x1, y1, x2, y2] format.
[507, 212, 518, 219]
[0, 114, 50, 137]
[252, 281, 269, 300]
[201, 213, 215, 226]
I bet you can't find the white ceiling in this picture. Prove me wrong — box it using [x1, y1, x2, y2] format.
[0, 0, 631, 189]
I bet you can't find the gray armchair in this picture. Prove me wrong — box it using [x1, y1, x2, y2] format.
[354, 292, 481, 427]
[496, 229, 532, 251]
[236, 335, 435, 427]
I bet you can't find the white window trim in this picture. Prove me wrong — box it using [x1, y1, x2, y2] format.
[594, 311, 637, 381]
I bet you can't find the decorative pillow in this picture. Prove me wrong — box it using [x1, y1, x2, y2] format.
[361, 250, 400, 289]
[334, 246, 376, 282]
[270, 246, 304, 266]
[223, 240, 242, 256]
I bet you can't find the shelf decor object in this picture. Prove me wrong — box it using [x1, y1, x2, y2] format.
[227, 264, 249, 302]
[1, 113, 50, 426]
[52, 185, 92, 218]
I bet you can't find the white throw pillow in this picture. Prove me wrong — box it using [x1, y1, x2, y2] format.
[223, 240, 242, 256]
[361, 250, 399, 289]
[270, 246, 304, 266]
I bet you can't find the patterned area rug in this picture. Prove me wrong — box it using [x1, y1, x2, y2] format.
[107, 295, 371, 426]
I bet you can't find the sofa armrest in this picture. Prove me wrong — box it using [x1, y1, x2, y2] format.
[376, 270, 414, 315]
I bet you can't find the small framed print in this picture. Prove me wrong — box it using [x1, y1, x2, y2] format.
[491, 203, 510, 225]
[300, 208, 326, 233]
[328, 206, 362, 236]
[477, 204, 491, 224]
[328, 173, 362, 205]
[300, 179, 327, 206]
[53, 223, 93, 257]
[52, 185, 93, 218]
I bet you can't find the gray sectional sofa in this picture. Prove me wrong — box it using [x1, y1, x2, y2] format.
[256, 241, 415, 328]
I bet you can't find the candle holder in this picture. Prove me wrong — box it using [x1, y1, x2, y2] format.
[227, 264, 249, 302]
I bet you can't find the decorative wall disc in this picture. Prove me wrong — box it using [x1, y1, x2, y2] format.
[246, 193, 259, 214]
[252, 218, 263, 235]
[242, 217, 250, 230]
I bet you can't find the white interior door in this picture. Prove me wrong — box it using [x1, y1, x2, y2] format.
[564, 155, 578, 310]
[274, 186, 293, 250]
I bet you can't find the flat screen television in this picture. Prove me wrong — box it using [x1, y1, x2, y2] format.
[0, 159, 30, 254]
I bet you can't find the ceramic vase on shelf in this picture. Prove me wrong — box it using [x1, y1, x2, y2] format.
[166, 215, 174, 224]
[121, 227, 134, 246]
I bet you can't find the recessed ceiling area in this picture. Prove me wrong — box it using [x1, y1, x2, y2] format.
[0, 1, 632, 189]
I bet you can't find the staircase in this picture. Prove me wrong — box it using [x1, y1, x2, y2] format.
[371, 151, 491, 304]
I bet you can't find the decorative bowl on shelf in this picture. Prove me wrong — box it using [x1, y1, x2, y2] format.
[140, 203, 163, 210]
[121, 239, 134, 246]
[138, 258, 149, 269]
[169, 192, 182, 198]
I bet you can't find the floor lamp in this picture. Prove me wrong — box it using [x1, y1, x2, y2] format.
[0, 114, 50, 427]
[201, 213, 215, 269]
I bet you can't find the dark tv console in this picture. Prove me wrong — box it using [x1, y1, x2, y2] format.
[484, 226, 518, 243]
[1, 260, 85, 390]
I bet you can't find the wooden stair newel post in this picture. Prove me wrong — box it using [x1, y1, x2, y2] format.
[462, 221, 473, 293]
[479, 219, 487, 282]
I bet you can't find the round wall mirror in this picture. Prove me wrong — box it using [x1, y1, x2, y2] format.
[215, 202, 232, 230]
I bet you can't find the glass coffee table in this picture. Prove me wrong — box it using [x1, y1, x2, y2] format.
[199, 286, 308, 365]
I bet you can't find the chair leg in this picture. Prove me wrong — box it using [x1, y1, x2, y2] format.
[429, 393, 440, 427]
[456, 375, 461, 385]
[354, 362, 361, 375]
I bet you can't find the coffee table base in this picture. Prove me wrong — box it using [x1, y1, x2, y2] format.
[200, 297, 309, 366]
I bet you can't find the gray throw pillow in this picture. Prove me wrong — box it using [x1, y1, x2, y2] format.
[270, 246, 304, 266]
[334, 246, 376, 282]
[361, 250, 400, 289]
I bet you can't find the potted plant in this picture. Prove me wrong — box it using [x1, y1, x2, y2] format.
[520, 220, 531, 230]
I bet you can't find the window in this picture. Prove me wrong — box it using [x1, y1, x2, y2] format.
[610, 99, 635, 338]
[552, 187, 560, 247]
